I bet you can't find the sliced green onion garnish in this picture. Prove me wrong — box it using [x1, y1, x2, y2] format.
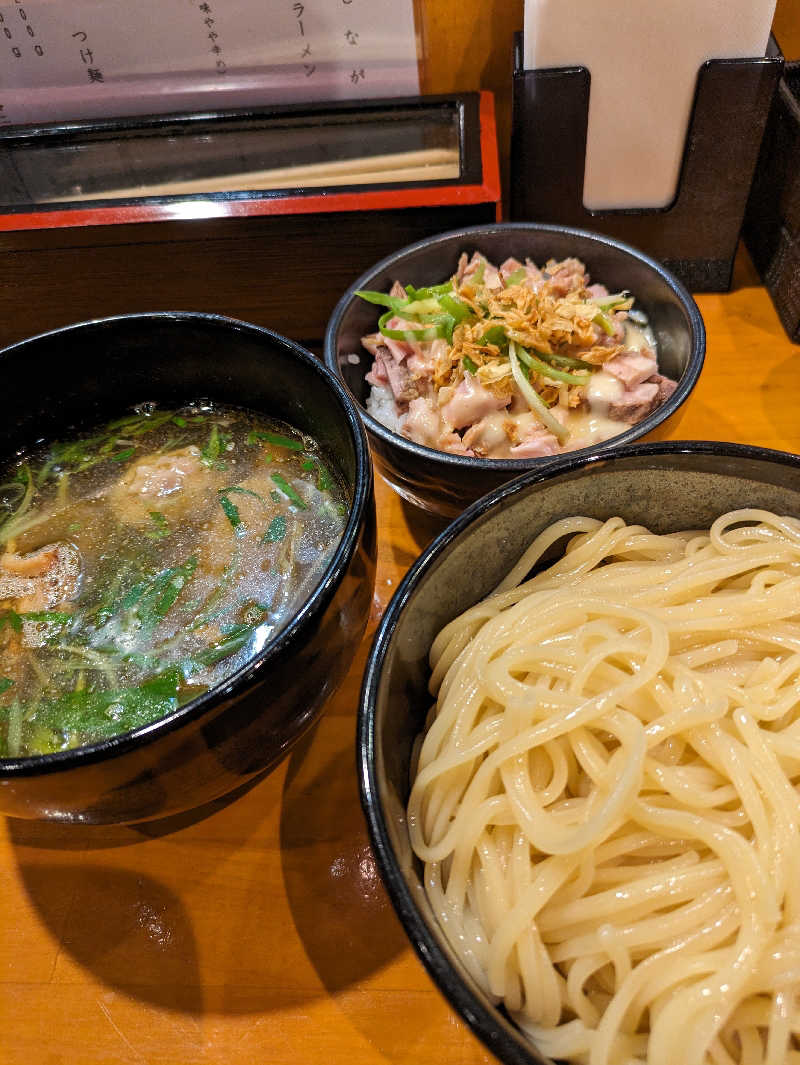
[401, 297, 445, 318]
[263, 515, 287, 543]
[0, 610, 22, 634]
[468, 260, 486, 286]
[591, 292, 633, 312]
[218, 493, 244, 536]
[354, 289, 408, 313]
[270, 473, 307, 509]
[479, 324, 509, 348]
[145, 511, 170, 540]
[509, 342, 569, 442]
[594, 311, 615, 337]
[539, 351, 595, 371]
[505, 267, 527, 286]
[0, 678, 12, 695]
[20, 611, 72, 627]
[378, 310, 452, 343]
[110, 448, 135, 463]
[248, 430, 303, 451]
[462, 355, 479, 375]
[221, 485, 268, 505]
[201, 425, 230, 470]
[516, 347, 590, 386]
[405, 281, 454, 299]
[438, 293, 472, 324]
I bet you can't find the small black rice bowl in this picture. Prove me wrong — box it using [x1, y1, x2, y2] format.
[0, 312, 376, 824]
[359, 442, 800, 1065]
[325, 223, 705, 518]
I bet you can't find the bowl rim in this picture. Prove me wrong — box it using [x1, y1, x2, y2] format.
[0, 310, 373, 776]
[358, 439, 800, 1065]
[324, 222, 706, 471]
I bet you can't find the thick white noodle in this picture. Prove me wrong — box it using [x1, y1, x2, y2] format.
[407, 510, 800, 1065]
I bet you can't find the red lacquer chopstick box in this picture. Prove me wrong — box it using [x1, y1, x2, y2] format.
[0, 92, 500, 349]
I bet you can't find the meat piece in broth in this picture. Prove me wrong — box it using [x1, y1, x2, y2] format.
[108, 446, 220, 525]
[0, 542, 81, 613]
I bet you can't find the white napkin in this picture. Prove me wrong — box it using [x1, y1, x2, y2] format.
[523, 0, 776, 209]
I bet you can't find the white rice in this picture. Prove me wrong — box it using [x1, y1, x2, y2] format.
[366, 383, 404, 435]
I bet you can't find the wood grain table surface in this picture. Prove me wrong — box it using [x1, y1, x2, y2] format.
[1, 246, 798, 1065]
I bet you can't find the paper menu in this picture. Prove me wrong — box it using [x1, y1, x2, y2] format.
[523, 0, 777, 210]
[0, 0, 419, 128]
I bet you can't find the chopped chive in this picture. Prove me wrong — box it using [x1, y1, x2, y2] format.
[301, 459, 315, 471]
[190, 624, 253, 668]
[218, 493, 244, 536]
[154, 580, 183, 617]
[0, 678, 12, 695]
[263, 515, 287, 543]
[270, 490, 282, 503]
[172, 416, 187, 428]
[462, 354, 479, 375]
[67, 521, 82, 533]
[221, 485, 267, 504]
[270, 473, 307, 509]
[118, 557, 197, 632]
[111, 447, 135, 463]
[317, 465, 333, 492]
[0, 610, 22, 634]
[20, 611, 72, 627]
[249, 430, 303, 451]
[201, 425, 229, 470]
[145, 511, 171, 540]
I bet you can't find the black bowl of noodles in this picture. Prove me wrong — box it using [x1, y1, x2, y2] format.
[325, 223, 705, 518]
[360, 441, 800, 1065]
[0, 312, 375, 824]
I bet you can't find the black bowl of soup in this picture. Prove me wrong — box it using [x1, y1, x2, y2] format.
[325, 223, 705, 517]
[0, 312, 375, 823]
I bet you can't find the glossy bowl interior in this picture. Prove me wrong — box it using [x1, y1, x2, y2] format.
[0, 312, 376, 824]
[360, 442, 800, 1065]
[325, 223, 705, 518]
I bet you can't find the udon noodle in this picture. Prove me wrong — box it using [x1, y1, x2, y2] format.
[408, 510, 800, 1065]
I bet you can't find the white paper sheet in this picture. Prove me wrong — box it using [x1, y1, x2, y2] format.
[0, 0, 419, 127]
[523, 0, 776, 210]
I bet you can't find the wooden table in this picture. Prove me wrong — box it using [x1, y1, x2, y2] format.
[1, 247, 798, 1065]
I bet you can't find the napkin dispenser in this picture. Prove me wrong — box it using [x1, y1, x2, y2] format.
[744, 60, 800, 343]
[0, 92, 500, 350]
[510, 33, 784, 291]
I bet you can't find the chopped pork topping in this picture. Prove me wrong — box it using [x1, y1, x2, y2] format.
[356, 252, 677, 459]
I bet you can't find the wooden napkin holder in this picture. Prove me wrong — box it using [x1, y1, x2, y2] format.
[510, 33, 784, 291]
[0, 92, 500, 350]
[744, 59, 800, 342]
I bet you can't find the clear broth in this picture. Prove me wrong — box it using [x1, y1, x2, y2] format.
[0, 404, 348, 757]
